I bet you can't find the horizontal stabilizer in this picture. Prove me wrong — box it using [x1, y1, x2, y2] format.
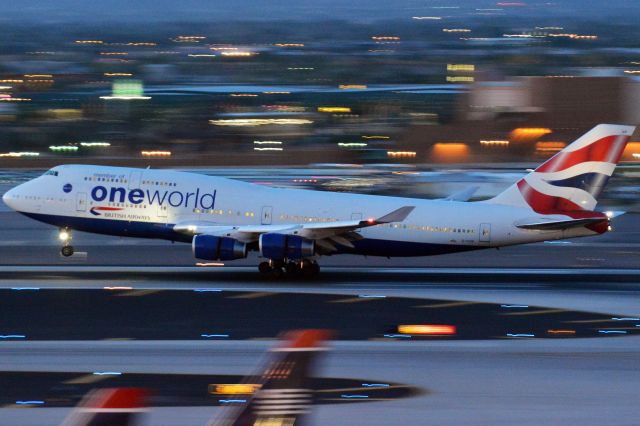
[515, 216, 606, 231]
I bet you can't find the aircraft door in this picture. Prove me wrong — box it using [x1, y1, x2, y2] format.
[157, 203, 168, 219]
[128, 171, 142, 189]
[76, 192, 87, 212]
[261, 206, 273, 225]
[479, 223, 491, 243]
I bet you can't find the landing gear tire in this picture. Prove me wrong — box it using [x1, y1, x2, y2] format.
[258, 261, 272, 274]
[285, 261, 301, 276]
[300, 259, 320, 277]
[270, 266, 284, 279]
[61, 245, 74, 257]
[309, 261, 320, 276]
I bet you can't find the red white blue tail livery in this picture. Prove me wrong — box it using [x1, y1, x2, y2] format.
[489, 124, 633, 213]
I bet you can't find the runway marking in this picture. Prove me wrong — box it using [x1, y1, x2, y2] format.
[565, 318, 621, 324]
[64, 374, 116, 385]
[546, 329, 576, 335]
[412, 301, 480, 309]
[116, 289, 162, 297]
[329, 296, 385, 303]
[2, 403, 44, 408]
[316, 385, 410, 393]
[227, 292, 274, 299]
[591, 327, 639, 330]
[500, 308, 569, 316]
[322, 398, 395, 402]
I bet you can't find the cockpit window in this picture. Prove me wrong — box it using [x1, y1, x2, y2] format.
[44, 170, 59, 176]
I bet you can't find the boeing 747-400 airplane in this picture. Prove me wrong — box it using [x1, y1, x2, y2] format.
[2, 124, 635, 276]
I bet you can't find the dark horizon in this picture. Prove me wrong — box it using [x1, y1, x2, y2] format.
[3, 0, 639, 24]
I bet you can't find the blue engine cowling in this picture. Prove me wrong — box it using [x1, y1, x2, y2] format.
[192, 235, 247, 261]
[259, 233, 315, 260]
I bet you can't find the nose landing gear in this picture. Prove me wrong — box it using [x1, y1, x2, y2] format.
[59, 228, 74, 257]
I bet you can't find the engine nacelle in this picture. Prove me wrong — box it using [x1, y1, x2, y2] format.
[259, 233, 315, 260]
[193, 235, 247, 261]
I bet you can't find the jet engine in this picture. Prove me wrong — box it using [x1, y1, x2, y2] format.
[259, 233, 315, 260]
[192, 235, 247, 260]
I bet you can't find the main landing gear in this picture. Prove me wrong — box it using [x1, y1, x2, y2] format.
[59, 228, 74, 257]
[258, 259, 320, 279]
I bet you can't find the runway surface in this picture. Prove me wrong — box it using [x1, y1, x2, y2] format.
[4, 288, 637, 341]
[3, 338, 640, 426]
[1, 268, 640, 425]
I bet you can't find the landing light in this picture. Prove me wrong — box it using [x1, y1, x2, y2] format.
[367, 218, 375, 224]
[58, 231, 69, 241]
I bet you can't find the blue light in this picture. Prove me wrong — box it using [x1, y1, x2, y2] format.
[383, 334, 411, 338]
[194, 289, 222, 292]
[341, 395, 369, 398]
[201, 334, 230, 338]
[358, 295, 386, 298]
[16, 401, 44, 405]
[501, 305, 529, 308]
[611, 318, 640, 321]
[506, 333, 535, 337]
[362, 383, 389, 387]
[93, 372, 122, 375]
[219, 399, 246, 403]
[0, 335, 26, 339]
[11, 287, 40, 291]
[598, 330, 627, 334]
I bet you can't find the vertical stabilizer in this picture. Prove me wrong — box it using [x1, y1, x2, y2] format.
[60, 387, 148, 426]
[209, 329, 331, 426]
[486, 124, 635, 214]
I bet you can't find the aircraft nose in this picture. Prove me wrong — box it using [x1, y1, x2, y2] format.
[2, 186, 18, 211]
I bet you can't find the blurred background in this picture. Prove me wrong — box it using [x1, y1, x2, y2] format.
[1, 0, 639, 206]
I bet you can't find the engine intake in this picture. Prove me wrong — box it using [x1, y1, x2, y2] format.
[259, 233, 315, 260]
[193, 235, 247, 261]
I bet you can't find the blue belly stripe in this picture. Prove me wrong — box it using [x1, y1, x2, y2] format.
[21, 212, 191, 242]
[19, 211, 481, 257]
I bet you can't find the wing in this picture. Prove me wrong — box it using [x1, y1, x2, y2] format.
[174, 206, 415, 251]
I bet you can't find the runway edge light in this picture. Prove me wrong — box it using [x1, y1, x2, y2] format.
[398, 325, 457, 335]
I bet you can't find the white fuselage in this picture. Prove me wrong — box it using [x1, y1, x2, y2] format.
[2, 164, 599, 258]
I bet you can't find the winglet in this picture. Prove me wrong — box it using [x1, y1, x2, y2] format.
[374, 206, 415, 224]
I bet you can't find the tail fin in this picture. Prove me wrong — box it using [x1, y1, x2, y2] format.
[487, 124, 635, 214]
[209, 329, 331, 426]
[60, 388, 148, 426]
